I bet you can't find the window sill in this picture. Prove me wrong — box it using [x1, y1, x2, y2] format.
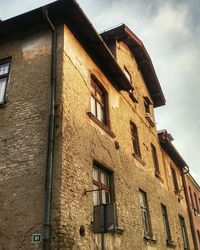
[132, 153, 146, 166]
[87, 112, 116, 138]
[144, 235, 157, 244]
[166, 239, 176, 248]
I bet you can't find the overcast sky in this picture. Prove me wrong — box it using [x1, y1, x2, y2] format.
[0, 0, 199, 184]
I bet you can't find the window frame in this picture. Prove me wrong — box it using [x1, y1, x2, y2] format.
[0, 57, 11, 105]
[139, 189, 153, 238]
[90, 76, 107, 125]
[161, 204, 172, 243]
[92, 161, 113, 206]
[151, 144, 160, 176]
[179, 215, 189, 249]
[130, 122, 141, 158]
[171, 167, 179, 192]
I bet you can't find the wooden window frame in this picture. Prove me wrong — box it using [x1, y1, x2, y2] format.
[188, 186, 195, 209]
[139, 189, 153, 239]
[0, 57, 11, 106]
[130, 122, 141, 158]
[151, 144, 160, 176]
[179, 215, 189, 250]
[194, 192, 199, 212]
[171, 167, 179, 192]
[161, 204, 172, 243]
[93, 161, 114, 206]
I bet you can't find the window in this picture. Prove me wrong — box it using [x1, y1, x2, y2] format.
[194, 192, 199, 212]
[144, 96, 152, 114]
[124, 67, 131, 83]
[179, 215, 189, 249]
[171, 167, 179, 192]
[197, 230, 200, 245]
[0, 58, 11, 104]
[90, 76, 107, 125]
[93, 163, 112, 206]
[161, 204, 172, 242]
[139, 190, 152, 238]
[130, 122, 141, 157]
[151, 144, 160, 175]
[188, 186, 194, 209]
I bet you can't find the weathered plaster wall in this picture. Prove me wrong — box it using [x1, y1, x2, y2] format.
[54, 24, 194, 250]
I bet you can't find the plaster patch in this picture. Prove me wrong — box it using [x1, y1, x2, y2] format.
[22, 35, 51, 60]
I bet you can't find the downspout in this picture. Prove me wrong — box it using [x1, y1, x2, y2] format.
[43, 9, 57, 250]
[181, 166, 198, 250]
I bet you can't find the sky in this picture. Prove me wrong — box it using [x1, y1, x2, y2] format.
[0, 0, 199, 184]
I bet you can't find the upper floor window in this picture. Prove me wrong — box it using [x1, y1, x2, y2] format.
[161, 204, 172, 243]
[130, 122, 141, 157]
[171, 167, 179, 192]
[124, 67, 131, 83]
[194, 192, 199, 212]
[90, 76, 107, 125]
[144, 96, 151, 114]
[139, 189, 152, 238]
[0, 58, 11, 104]
[188, 186, 195, 209]
[179, 215, 189, 249]
[93, 163, 112, 206]
[151, 144, 160, 176]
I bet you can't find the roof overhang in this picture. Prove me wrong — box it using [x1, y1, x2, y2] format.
[0, 0, 132, 91]
[158, 130, 188, 170]
[100, 24, 166, 108]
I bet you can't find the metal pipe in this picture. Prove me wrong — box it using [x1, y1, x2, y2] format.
[181, 166, 198, 250]
[43, 9, 57, 250]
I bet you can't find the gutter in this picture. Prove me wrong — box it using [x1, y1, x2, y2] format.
[181, 166, 198, 250]
[43, 8, 57, 250]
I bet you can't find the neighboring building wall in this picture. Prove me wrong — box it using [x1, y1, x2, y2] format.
[0, 24, 63, 249]
[186, 173, 200, 248]
[50, 24, 194, 249]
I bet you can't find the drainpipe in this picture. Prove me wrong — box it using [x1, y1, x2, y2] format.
[181, 166, 198, 250]
[43, 9, 57, 250]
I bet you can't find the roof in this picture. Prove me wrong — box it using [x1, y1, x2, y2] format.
[158, 130, 188, 170]
[0, 0, 132, 91]
[100, 24, 166, 108]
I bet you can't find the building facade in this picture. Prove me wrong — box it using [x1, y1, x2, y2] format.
[186, 173, 200, 249]
[0, 0, 197, 249]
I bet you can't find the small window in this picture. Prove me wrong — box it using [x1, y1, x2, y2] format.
[161, 204, 172, 242]
[139, 189, 152, 238]
[93, 163, 112, 206]
[194, 192, 199, 212]
[151, 144, 160, 175]
[124, 67, 131, 83]
[179, 215, 189, 249]
[0, 58, 11, 104]
[130, 122, 141, 157]
[90, 76, 107, 125]
[143, 96, 152, 114]
[188, 186, 194, 209]
[197, 230, 200, 245]
[171, 167, 179, 192]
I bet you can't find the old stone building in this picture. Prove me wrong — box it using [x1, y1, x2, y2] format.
[0, 0, 197, 249]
